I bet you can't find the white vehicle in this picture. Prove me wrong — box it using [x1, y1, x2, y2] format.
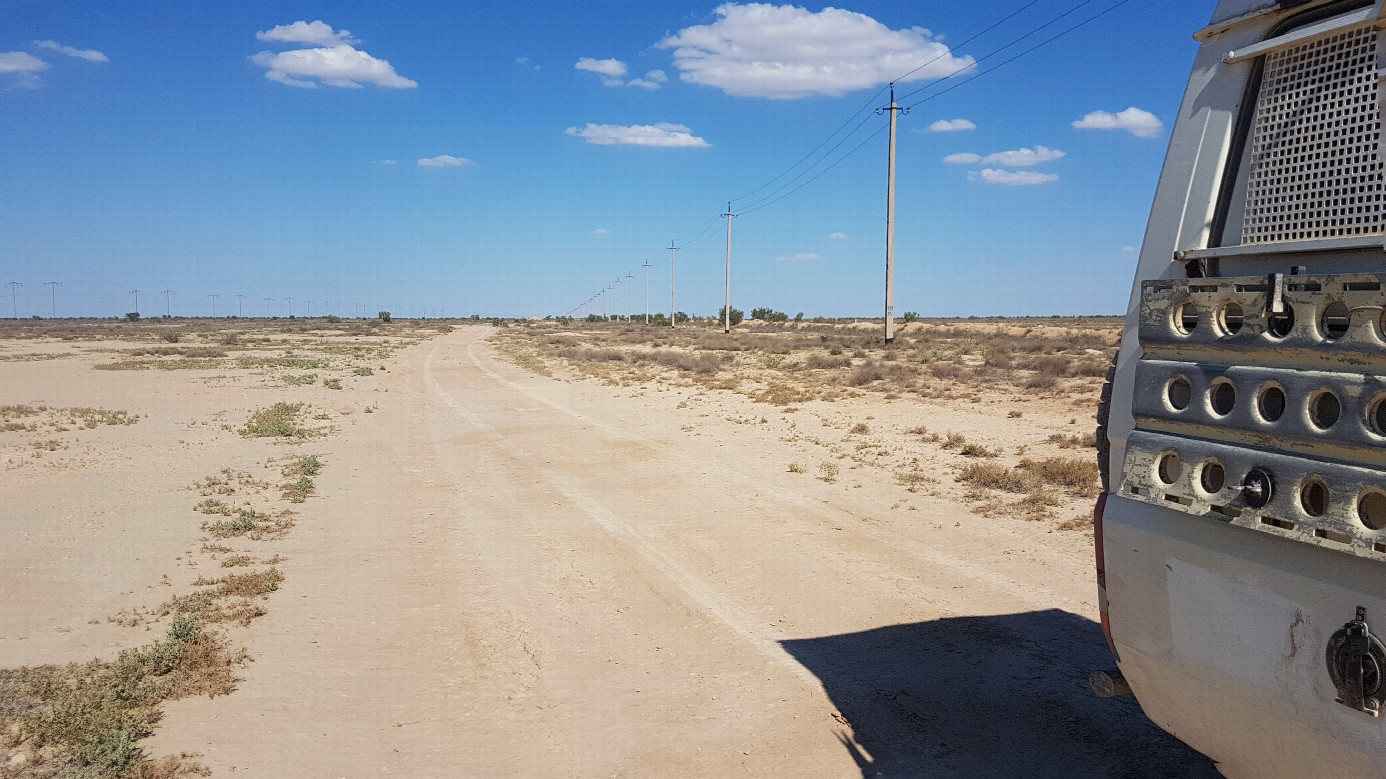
[1095, 0, 1386, 776]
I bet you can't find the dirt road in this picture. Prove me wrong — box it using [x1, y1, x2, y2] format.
[125, 326, 1208, 776]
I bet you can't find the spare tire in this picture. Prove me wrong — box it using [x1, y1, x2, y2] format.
[1096, 351, 1118, 492]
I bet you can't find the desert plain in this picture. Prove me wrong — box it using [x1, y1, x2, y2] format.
[0, 315, 1217, 777]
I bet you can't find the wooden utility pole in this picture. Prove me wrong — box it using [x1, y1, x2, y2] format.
[643, 260, 651, 324]
[877, 84, 908, 344]
[723, 202, 735, 334]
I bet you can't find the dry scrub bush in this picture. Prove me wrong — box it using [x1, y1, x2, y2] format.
[958, 456, 1099, 497]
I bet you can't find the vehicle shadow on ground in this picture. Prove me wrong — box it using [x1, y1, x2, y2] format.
[781, 609, 1219, 779]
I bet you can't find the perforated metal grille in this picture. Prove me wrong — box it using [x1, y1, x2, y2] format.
[1241, 22, 1384, 244]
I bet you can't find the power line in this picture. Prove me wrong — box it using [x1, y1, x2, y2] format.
[905, 0, 1133, 109]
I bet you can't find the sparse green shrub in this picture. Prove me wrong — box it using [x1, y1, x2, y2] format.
[788, 462, 806, 473]
[283, 373, 317, 386]
[239, 402, 306, 438]
[286, 476, 314, 503]
[901, 311, 919, 323]
[378, 311, 391, 322]
[352, 367, 373, 376]
[323, 378, 342, 390]
[818, 461, 840, 482]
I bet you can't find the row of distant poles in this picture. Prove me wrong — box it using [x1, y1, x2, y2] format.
[5, 284, 440, 320]
[578, 84, 907, 344]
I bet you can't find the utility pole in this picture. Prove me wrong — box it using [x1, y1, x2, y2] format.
[209, 294, 220, 317]
[265, 297, 273, 317]
[877, 83, 908, 344]
[6, 282, 20, 319]
[129, 289, 141, 316]
[643, 260, 651, 324]
[45, 281, 60, 318]
[161, 289, 173, 317]
[669, 241, 678, 327]
[236, 294, 244, 317]
[286, 297, 294, 318]
[626, 272, 633, 321]
[723, 201, 735, 334]
[305, 300, 312, 318]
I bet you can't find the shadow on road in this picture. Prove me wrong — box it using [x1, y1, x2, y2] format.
[782, 609, 1218, 778]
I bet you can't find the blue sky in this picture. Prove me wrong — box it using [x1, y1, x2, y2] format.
[1, 1, 1213, 319]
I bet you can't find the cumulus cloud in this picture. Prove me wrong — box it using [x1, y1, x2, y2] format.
[418, 155, 474, 168]
[576, 57, 629, 86]
[252, 22, 415, 89]
[576, 57, 628, 77]
[256, 20, 357, 46]
[252, 45, 416, 88]
[0, 52, 46, 74]
[1072, 106, 1162, 138]
[658, 3, 973, 99]
[943, 146, 1064, 166]
[564, 123, 710, 148]
[828, 232, 847, 240]
[578, 58, 665, 89]
[929, 118, 974, 132]
[628, 70, 667, 90]
[591, 228, 610, 236]
[976, 168, 1058, 186]
[34, 40, 107, 62]
[0, 52, 46, 87]
[776, 252, 823, 262]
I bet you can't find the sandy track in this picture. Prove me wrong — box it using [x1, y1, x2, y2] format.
[87, 326, 1211, 776]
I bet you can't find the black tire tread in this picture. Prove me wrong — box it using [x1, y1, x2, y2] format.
[1096, 350, 1119, 492]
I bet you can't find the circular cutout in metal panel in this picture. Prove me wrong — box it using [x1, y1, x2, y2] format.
[1157, 453, 1181, 485]
[1200, 461, 1226, 494]
[1218, 302, 1244, 336]
[1369, 396, 1386, 436]
[1301, 479, 1329, 517]
[1268, 305, 1295, 338]
[1172, 302, 1198, 335]
[1359, 491, 1386, 531]
[1321, 301, 1350, 340]
[1257, 385, 1286, 422]
[1167, 376, 1192, 411]
[1210, 380, 1236, 416]
[1310, 391, 1341, 429]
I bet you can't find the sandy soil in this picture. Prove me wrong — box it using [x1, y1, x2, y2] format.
[1, 324, 1216, 777]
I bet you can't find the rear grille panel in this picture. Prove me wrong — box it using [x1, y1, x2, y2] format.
[1241, 21, 1384, 245]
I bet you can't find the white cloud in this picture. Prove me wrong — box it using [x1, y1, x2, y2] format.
[0, 52, 45, 87]
[256, 21, 357, 46]
[929, 118, 974, 132]
[575, 57, 628, 77]
[591, 228, 610, 236]
[34, 40, 107, 63]
[776, 252, 823, 262]
[576, 57, 629, 85]
[658, 3, 974, 99]
[944, 145, 1064, 166]
[564, 123, 710, 148]
[0, 52, 46, 73]
[627, 69, 667, 90]
[976, 168, 1058, 186]
[828, 232, 847, 240]
[251, 44, 416, 89]
[1072, 106, 1162, 138]
[418, 155, 474, 168]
